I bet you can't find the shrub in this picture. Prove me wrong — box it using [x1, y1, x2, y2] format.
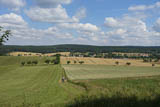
[45, 59, 50, 64]
[74, 60, 77, 64]
[126, 62, 131, 66]
[152, 64, 155, 67]
[79, 61, 84, 65]
[115, 61, 119, 65]
[32, 60, 38, 65]
[27, 61, 32, 65]
[21, 62, 25, 66]
[67, 61, 71, 64]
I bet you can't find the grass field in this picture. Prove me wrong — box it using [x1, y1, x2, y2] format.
[0, 56, 83, 107]
[61, 57, 160, 67]
[1, 56, 160, 107]
[63, 65, 160, 80]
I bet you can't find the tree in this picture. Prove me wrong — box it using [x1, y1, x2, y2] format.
[0, 26, 11, 46]
[67, 61, 71, 64]
[32, 60, 38, 65]
[45, 59, 50, 64]
[21, 62, 25, 66]
[115, 61, 119, 65]
[126, 62, 131, 66]
[74, 60, 77, 64]
[27, 61, 32, 65]
[79, 61, 84, 65]
[152, 64, 155, 67]
[51, 59, 55, 64]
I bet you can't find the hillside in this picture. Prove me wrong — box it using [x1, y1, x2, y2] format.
[1, 44, 160, 55]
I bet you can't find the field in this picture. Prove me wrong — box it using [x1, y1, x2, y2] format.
[0, 56, 83, 107]
[1, 56, 160, 107]
[8, 52, 70, 57]
[61, 57, 160, 67]
[63, 65, 160, 80]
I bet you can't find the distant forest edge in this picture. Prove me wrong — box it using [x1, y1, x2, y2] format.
[1, 44, 160, 55]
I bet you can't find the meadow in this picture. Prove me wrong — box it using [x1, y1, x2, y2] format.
[0, 56, 83, 107]
[63, 65, 160, 80]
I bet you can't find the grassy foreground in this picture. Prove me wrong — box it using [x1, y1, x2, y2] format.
[0, 56, 84, 107]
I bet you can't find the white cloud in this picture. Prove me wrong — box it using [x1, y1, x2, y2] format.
[128, 2, 160, 11]
[0, 13, 27, 29]
[58, 23, 99, 32]
[153, 18, 160, 32]
[33, 0, 72, 8]
[25, 5, 78, 23]
[0, 0, 25, 11]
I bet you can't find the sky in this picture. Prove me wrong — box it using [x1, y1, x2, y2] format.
[0, 0, 160, 46]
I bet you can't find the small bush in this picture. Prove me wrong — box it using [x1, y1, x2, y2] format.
[32, 60, 38, 65]
[115, 61, 119, 65]
[79, 61, 84, 65]
[67, 61, 71, 64]
[126, 62, 131, 66]
[45, 59, 50, 64]
[27, 61, 32, 65]
[21, 62, 25, 66]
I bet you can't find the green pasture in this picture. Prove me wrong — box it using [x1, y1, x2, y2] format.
[63, 65, 160, 80]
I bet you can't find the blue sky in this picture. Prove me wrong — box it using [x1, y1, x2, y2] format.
[0, 0, 160, 46]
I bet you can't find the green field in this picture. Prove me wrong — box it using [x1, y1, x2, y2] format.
[0, 56, 84, 107]
[1, 56, 160, 107]
[63, 65, 160, 80]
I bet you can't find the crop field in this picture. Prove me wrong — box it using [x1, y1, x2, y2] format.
[0, 56, 83, 107]
[63, 65, 160, 80]
[61, 57, 159, 67]
[8, 52, 70, 57]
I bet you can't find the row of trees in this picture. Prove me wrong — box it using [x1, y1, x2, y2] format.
[21, 60, 38, 66]
[115, 61, 131, 66]
[67, 61, 84, 65]
[21, 54, 60, 66]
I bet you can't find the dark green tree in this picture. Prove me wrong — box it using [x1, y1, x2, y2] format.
[67, 61, 71, 64]
[45, 59, 50, 64]
[32, 60, 38, 65]
[0, 26, 11, 46]
[79, 61, 84, 65]
[21, 62, 25, 66]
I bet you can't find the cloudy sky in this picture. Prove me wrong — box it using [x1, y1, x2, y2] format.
[0, 0, 160, 46]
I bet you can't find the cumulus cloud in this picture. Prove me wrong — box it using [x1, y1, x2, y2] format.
[0, 0, 25, 11]
[58, 23, 99, 32]
[25, 5, 78, 23]
[0, 13, 27, 29]
[128, 1, 160, 11]
[153, 18, 160, 32]
[33, 0, 72, 8]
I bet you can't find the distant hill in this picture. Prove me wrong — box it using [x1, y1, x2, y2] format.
[1, 44, 160, 55]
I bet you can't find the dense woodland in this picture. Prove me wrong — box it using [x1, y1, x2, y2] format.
[1, 45, 160, 54]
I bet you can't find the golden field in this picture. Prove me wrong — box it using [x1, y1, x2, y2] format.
[8, 52, 70, 57]
[61, 56, 160, 67]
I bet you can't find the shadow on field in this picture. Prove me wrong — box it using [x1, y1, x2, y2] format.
[66, 94, 160, 107]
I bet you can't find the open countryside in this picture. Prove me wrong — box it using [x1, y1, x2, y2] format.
[1, 0, 160, 107]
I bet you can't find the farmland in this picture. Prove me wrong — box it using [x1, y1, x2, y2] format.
[63, 65, 160, 80]
[0, 56, 83, 107]
[0, 56, 160, 107]
[61, 57, 160, 67]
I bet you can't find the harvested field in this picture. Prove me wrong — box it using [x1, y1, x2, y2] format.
[61, 57, 160, 67]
